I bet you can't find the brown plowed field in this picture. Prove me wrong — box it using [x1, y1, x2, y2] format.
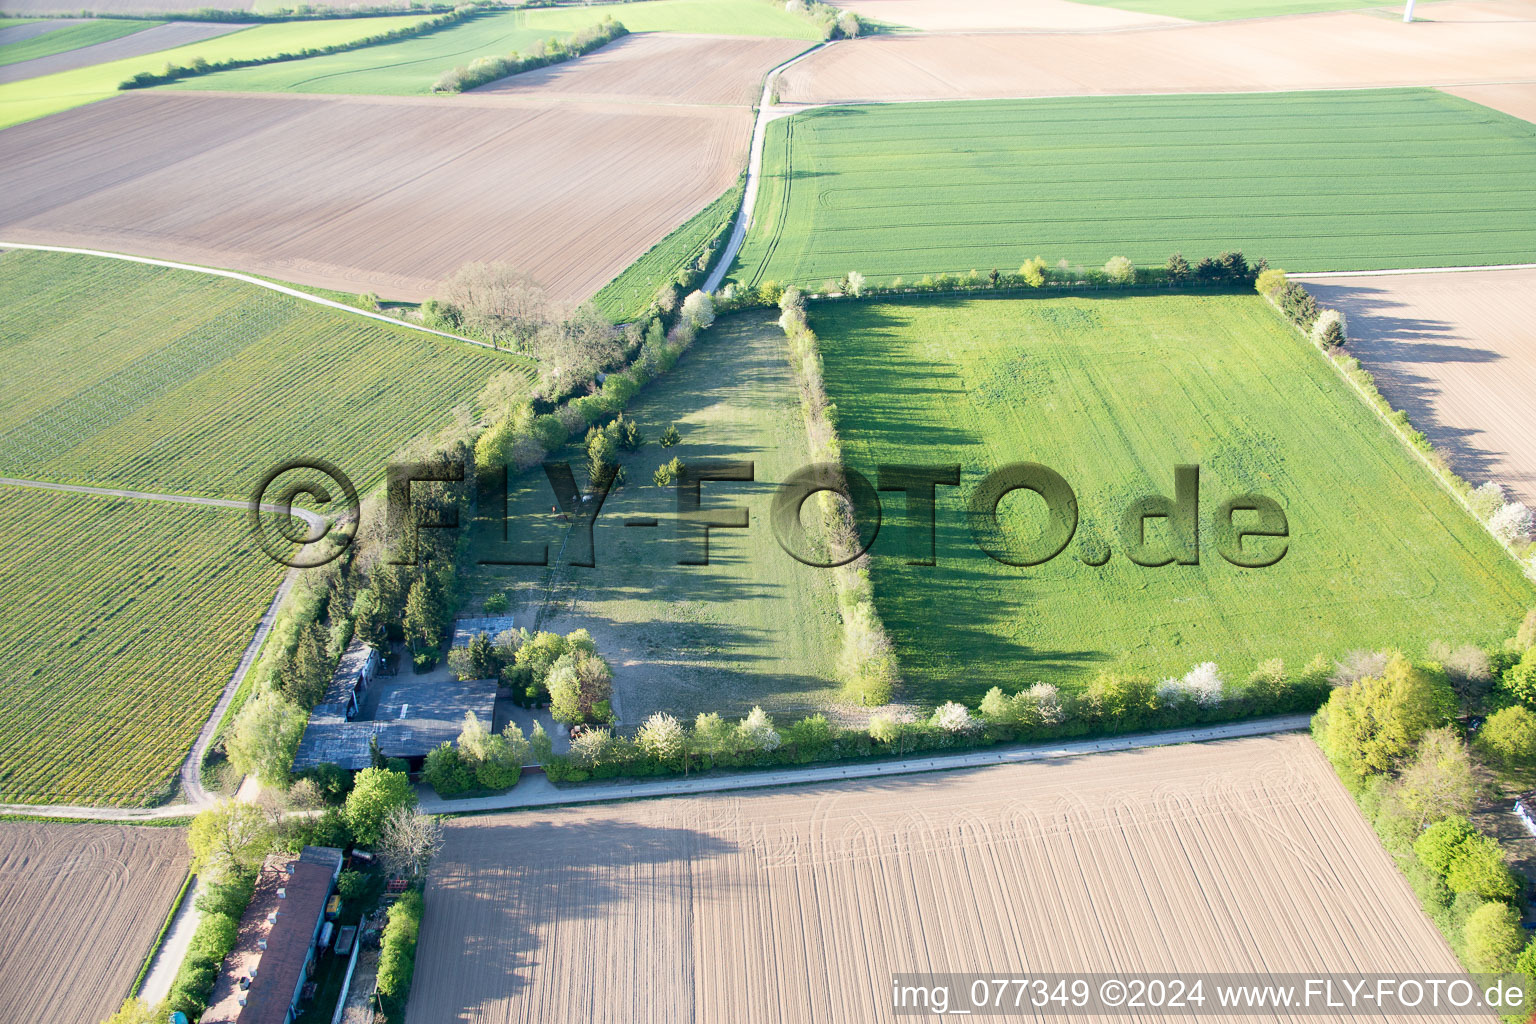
[408, 734, 1482, 1023]
[1300, 269, 1536, 506]
[0, 822, 189, 1023]
[831, 0, 1186, 31]
[0, 90, 751, 304]
[1443, 82, 1536, 123]
[475, 32, 808, 106]
[0, 20, 246, 84]
[778, 1, 1536, 103]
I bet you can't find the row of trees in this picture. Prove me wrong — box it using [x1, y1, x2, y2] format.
[469, 277, 714, 489]
[120, 5, 473, 88]
[786, 0, 864, 39]
[537, 655, 1331, 783]
[423, 712, 532, 796]
[431, 17, 627, 93]
[1313, 612, 1536, 987]
[719, 251, 1266, 314]
[777, 286, 900, 706]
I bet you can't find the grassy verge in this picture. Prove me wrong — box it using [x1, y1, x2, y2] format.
[130, 869, 194, 997]
[593, 177, 745, 323]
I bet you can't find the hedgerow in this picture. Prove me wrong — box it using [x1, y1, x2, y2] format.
[118, 6, 474, 89]
[538, 656, 1332, 782]
[431, 17, 626, 93]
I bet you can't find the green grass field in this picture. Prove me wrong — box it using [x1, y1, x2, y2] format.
[521, 0, 822, 38]
[0, 14, 428, 127]
[0, 250, 532, 499]
[0, 487, 285, 806]
[732, 89, 1536, 289]
[593, 179, 742, 323]
[168, 11, 565, 95]
[0, 19, 159, 68]
[1071, 0, 1378, 19]
[811, 293, 1532, 704]
[464, 312, 842, 722]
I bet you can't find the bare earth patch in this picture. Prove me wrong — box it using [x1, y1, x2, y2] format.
[474, 32, 809, 106]
[1443, 82, 1536, 123]
[0, 90, 752, 304]
[0, 20, 247, 84]
[831, 0, 1187, 31]
[0, 29, 807, 304]
[1299, 268, 1536, 505]
[779, 2, 1536, 103]
[408, 734, 1481, 1023]
[0, 822, 189, 1024]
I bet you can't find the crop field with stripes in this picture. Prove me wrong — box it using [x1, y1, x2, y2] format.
[0, 488, 284, 806]
[730, 89, 1536, 289]
[810, 293, 1531, 703]
[0, 250, 532, 499]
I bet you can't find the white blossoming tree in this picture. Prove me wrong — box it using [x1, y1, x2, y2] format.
[1026, 683, 1065, 726]
[737, 706, 781, 752]
[1489, 501, 1534, 544]
[932, 700, 982, 735]
[1469, 481, 1506, 521]
[636, 712, 686, 762]
[681, 289, 715, 331]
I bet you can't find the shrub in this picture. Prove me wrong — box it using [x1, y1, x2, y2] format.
[1103, 256, 1135, 284]
[1474, 706, 1536, 774]
[736, 706, 781, 753]
[1313, 654, 1456, 788]
[1166, 252, 1191, 282]
[1469, 481, 1507, 521]
[1157, 662, 1224, 709]
[376, 890, 423, 1014]
[423, 741, 474, 797]
[432, 18, 627, 93]
[1018, 257, 1048, 287]
[1446, 834, 1518, 902]
[931, 701, 982, 735]
[1463, 901, 1524, 973]
[681, 289, 716, 330]
[1489, 501, 1533, 544]
[484, 591, 509, 615]
[1311, 308, 1346, 348]
[344, 768, 416, 847]
[659, 424, 681, 448]
[1255, 267, 1288, 296]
